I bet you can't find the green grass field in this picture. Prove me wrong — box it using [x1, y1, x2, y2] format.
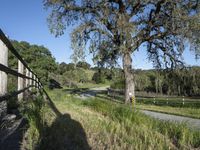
[21, 88, 200, 149]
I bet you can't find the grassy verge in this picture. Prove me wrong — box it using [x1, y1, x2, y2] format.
[97, 93, 200, 119]
[136, 104, 200, 119]
[51, 89, 200, 149]
[22, 89, 200, 149]
[21, 95, 57, 150]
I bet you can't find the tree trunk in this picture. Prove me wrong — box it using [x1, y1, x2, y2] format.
[123, 52, 135, 104]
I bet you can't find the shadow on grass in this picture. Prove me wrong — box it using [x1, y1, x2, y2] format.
[39, 113, 91, 150]
[28, 91, 91, 150]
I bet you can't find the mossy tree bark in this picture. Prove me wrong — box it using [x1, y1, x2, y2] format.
[123, 52, 135, 104]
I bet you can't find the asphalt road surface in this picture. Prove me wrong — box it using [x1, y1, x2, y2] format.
[142, 110, 200, 130]
[77, 86, 200, 130]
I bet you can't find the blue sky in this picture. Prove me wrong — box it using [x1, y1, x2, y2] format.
[0, 0, 199, 69]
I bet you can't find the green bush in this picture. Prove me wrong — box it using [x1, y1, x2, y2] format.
[92, 71, 106, 84]
[110, 79, 125, 89]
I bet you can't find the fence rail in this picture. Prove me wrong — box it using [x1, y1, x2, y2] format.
[107, 88, 200, 107]
[0, 63, 34, 80]
[0, 29, 34, 73]
[0, 29, 42, 102]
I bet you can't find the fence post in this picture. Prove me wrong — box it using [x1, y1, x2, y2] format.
[40, 83, 42, 89]
[25, 68, 29, 87]
[182, 96, 185, 106]
[37, 78, 40, 89]
[29, 71, 32, 91]
[33, 75, 36, 88]
[167, 97, 168, 105]
[36, 78, 38, 89]
[24, 68, 30, 98]
[0, 40, 8, 118]
[18, 60, 24, 101]
[36, 78, 40, 96]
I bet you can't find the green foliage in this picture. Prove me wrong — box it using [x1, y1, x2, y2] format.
[110, 68, 125, 89]
[52, 67, 95, 88]
[92, 67, 114, 84]
[110, 67, 200, 96]
[64, 68, 89, 83]
[92, 71, 106, 84]
[110, 79, 125, 89]
[56, 63, 200, 97]
[9, 40, 58, 84]
[22, 95, 58, 149]
[45, 0, 200, 101]
[50, 61, 97, 88]
[163, 67, 200, 96]
[76, 61, 91, 70]
[58, 62, 75, 75]
[44, 0, 200, 69]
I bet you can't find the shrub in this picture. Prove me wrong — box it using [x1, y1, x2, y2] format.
[92, 71, 106, 84]
[110, 79, 125, 89]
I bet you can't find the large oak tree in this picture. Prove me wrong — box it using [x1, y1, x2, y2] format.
[44, 0, 200, 103]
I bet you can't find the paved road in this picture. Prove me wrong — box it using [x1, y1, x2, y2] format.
[76, 87, 200, 130]
[142, 110, 200, 129]
[78, 86, 109, 99]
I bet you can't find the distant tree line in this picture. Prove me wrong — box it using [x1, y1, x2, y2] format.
[54, 61, 113, 87]
[8, 40, 199, 97]
[111, 67, 200, 97]
[8, 40, 103, 89]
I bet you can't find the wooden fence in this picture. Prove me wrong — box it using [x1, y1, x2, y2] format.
[107, 88, 200, 107]
[0, 29, 45, 112]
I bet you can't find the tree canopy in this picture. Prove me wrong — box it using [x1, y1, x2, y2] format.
[44, 0, 200, 103]
[45, 0, 200, 67]
[9, 40, 58, 83]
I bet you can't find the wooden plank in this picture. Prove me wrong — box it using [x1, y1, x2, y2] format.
[18, 60, 24, 101]
[0, 39, 8, 117]
[36, 78, 39, 89]
[25, 68, 29, 87]
[0, 63, 34, 80]
[24, 68, 30, 98]
[0, 40, 8, 94]
[29, 72, 32, 91]
[0, 85, 34, 102]
[33, 75, 36, 87]
[36, 78, 40, 96]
